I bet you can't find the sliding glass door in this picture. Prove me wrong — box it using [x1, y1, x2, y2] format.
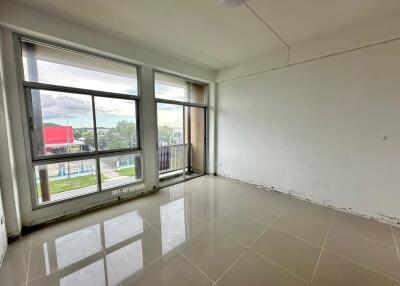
[155, 73, 207, 186]
[157, 103, 185, 184]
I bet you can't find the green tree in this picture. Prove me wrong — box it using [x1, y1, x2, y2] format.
[103, 121, 136, 149]
[44, 122, 61, 127]
[81, 130, 95, 146]
[158, 125, 173, 146]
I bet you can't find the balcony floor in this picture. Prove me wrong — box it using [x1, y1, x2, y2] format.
[1, 176, 400, 286]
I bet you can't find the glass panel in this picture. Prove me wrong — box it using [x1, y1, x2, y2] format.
[22, 41, 138, 95]
[100, 153, 142, 190]
[155, 73, 187, 102]
[157, 103, 185, 185]
[155, 72, 206, 104]
[95, 97, 137, 150]
[35, 159, 98, 204]
[31, 89, 95, 157]
[185, 106, 205, 178]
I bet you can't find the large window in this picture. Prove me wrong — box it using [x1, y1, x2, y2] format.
[20, 39, 142, 206]
[155, 72, 207, 186]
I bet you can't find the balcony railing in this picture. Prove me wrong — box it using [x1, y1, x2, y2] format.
[158, 144, 189, 174]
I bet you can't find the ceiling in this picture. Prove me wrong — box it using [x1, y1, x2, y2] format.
[11, 0, 400, 70]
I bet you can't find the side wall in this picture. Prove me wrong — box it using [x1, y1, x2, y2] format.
[217, 38, 400, 223]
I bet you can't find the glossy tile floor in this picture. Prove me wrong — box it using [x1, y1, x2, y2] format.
[1, 176, 400, 286]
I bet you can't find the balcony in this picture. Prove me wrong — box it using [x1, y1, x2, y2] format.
[158, 143, 204, 184]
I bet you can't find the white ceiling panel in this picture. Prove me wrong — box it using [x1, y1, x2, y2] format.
[247, 0, 400, 46]
[10, 0, 400, 70]
[12, 0, 285, 69]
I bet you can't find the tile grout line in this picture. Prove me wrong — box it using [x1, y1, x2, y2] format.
[270, 225, 322, 249]
[177, 249, 216, 285]
[211, 200, 295, 285]
[248, 199, 294, 249]
[333, 224, 397, 250]
[212, 250, 247, 285]
[247, 247, 309, 284]
[325, 248, 400, 284]
[311, 212, 336, 284]
[145, 217, 216, 284]
[390, 225, 400, 260]
[25, 235, 33, 286]
[259, 210, 400, 285]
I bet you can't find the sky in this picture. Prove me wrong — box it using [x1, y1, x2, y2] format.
[38, 90, 136, 128]
[24, 55, 187, 129]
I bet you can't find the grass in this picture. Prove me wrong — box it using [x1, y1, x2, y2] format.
[37, 168, 135, 196]
[116, 166, 135, 177]
[36, 174, 98, 196]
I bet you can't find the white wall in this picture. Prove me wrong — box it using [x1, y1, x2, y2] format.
[0, 186, 7, 267]
[217, 13, 400, 82]
[217, 38, 400, 223]
[0, 30, 22, 236]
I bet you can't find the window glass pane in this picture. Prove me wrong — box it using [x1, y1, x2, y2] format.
[35, 159, 98, 204]
[100, 153, 142, 190]
[155, 73, 187, 102]
[31, 89, 95, 157]
[155, 73, 206, 104]
[22, 41, 138, 96]
[95, 97, 137, 150]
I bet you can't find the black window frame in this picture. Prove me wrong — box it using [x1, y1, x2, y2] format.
[18, 37, 143, 208]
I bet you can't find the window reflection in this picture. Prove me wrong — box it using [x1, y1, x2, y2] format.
[104, 210, 143, 247]
[106, 240, 144, 285]
[37, 197, 189, 285]
[55, 224, 101, 269]
[59, 259, 105, 286]
[160, 198, 186, 254]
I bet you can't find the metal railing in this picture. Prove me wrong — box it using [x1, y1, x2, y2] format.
[158, 144, 189, 174]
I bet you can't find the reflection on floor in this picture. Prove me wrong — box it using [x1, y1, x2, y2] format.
[1, 176, 400, 286]
[159, 170, 203, 187]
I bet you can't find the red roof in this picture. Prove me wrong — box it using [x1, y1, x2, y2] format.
[44, 126, 74, 144]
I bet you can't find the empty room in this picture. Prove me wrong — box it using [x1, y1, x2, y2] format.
[0, 0, 400, 285]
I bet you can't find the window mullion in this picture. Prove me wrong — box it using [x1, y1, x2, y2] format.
[91, 94, 102, 191]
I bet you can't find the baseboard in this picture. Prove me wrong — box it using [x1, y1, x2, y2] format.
[216, 173, 400, 228]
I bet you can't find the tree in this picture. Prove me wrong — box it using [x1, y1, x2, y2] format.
[81, 130, 95, 146]
[158, 125, 173, 146]
[44, 122, 61, 127]
[103, 121, 137, 149]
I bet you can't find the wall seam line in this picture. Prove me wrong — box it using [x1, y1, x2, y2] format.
[217, 34, 400, 83]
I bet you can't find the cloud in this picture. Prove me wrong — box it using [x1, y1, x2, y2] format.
[95, 97, 135, 116]
[38, 91, 92, 119]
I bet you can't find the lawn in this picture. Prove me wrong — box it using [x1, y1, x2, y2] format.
[36, 174, 98, 196]
[36, 168, 135, 197]
[117, 166, 135, 177]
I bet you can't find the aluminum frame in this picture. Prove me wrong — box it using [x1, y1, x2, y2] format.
[26, 87, 141, 162]
[15, 34, 145, 209]
[154, 71, 208, 188]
